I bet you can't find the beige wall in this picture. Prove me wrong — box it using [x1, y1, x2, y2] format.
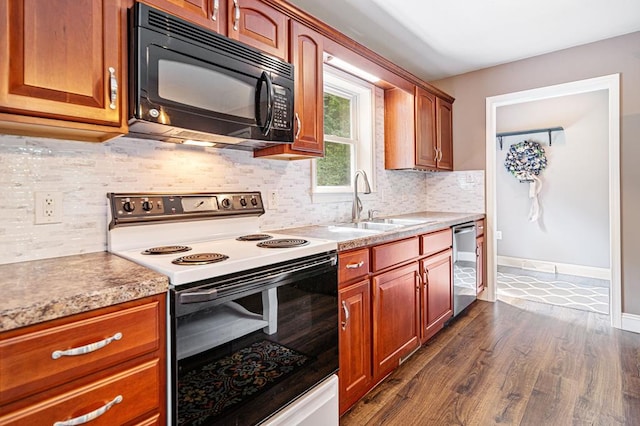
[430, 31, 640, 314]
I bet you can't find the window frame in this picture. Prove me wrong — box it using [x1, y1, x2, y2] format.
[312, 65, 376, 200]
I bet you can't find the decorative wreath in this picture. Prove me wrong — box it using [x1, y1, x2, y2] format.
[504, 140, 547, 181]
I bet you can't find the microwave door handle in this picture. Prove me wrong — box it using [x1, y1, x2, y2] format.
[256, 71, 274, 135]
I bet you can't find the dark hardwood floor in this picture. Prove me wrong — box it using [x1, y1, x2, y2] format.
[340, 296, 640, 425]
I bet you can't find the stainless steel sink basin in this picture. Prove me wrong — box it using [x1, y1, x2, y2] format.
[366, 218, 434, 226]
[328, 221, 402, 232]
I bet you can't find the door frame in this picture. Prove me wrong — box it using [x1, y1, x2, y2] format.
[483, 74, 621, 328]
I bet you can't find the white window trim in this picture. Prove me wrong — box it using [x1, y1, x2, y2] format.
[312, 65, 376, 203]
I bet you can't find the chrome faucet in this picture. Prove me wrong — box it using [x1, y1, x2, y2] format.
[352, 170, 372, 222]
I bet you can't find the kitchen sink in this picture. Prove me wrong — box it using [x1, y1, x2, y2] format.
[326, 218, 436, 235]
[366, 218, 435, 226]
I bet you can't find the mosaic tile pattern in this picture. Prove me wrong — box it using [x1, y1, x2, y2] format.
[497, 269, 609, 314]
[426, 170, 485, 213]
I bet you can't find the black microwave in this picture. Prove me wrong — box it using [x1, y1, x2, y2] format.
[128, 3, 294, 150]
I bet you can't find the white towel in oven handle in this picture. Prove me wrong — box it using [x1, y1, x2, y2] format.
[179, 256, 337, 304]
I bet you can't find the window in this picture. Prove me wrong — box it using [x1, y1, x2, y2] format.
[312, 66, 375, 197]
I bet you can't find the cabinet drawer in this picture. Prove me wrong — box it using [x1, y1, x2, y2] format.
[476, 219, 485, 237]
[0, 300, 162, 405]
[339, 248, 370, 285]
[0, 359, 161, 426]
[371, 237, 419, 272]
[421, 228, 452, 257]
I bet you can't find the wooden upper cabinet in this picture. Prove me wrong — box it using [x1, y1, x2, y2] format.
[0, 0, 126, 140]
[436, 97, 453, 170]
[385, 85, 454, 171]
[384, 87, 415, 169]
[415, 87, 437, 169]
[228, 0, 288, 60]
[143, 0, 227, 33]
[254, 19, 324, 159]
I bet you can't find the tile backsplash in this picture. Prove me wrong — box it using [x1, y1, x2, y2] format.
[0, 87, 484, 265]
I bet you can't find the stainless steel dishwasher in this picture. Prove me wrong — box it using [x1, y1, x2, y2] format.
[452, 222, 477, 316]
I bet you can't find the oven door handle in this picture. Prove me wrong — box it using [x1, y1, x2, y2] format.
[178, 256, 337, 304]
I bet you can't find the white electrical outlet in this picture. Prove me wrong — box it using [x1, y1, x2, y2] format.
[496, 231, 503, 240]
[35, 191, 63, 224]
[268, 190, 279, 210]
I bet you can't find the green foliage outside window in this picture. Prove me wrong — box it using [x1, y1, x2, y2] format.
[318, 92, 352, 187]
[317, 142, 351, 186]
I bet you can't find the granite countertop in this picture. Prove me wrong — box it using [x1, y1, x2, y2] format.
[0, 252, 168, 333]
[276, 211, 484, 251]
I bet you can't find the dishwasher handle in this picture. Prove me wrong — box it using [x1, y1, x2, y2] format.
[454, 224, 476, 235]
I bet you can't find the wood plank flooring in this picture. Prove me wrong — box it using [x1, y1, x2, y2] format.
[340, 296, 640, 425]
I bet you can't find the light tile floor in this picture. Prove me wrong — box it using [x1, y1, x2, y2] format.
[496, 266, 609, 314]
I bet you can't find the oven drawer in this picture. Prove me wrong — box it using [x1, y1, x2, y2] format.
[371, 237, 419, 272]
[339, 248, 370, 285]
[0, 299, 162, 405]
[421, 228, 452, 257]
[0, 359, 161, 426]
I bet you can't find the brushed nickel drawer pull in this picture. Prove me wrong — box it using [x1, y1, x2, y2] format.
[341, 300, 349, 330]
[345, 261, 364, 269]
[212, 0, 219, 21]
[295, 112, 301, 139]
[52, 332, 123, 359]
[233, 0, 240, 31]
[438, 149, 443, 162]
[433, 147, 438, 162]
[108, 67, 117, 110]
[53, 395, 123, 425]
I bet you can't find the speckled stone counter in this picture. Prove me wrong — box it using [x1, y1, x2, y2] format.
[0, 252, 168, 332]
[276, 211, 484, 251]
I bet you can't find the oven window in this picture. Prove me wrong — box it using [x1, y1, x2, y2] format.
[174, 267, 338, 426]
[158, 59, 255, 119]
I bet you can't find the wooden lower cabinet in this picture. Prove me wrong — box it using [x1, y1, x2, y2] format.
[338, 279, 372, 415]
[0, 294, 166, 425]
[372, 262, 420, 381]
[420, 248, 453, 343]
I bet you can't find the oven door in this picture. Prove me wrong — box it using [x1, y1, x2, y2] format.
[170, 253, 338, 426]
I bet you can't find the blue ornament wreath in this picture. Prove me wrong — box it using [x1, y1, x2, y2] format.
[504, 140, 547, 181]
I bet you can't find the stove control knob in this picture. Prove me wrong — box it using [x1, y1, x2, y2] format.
[122, 201, 135, 213]
[239, 198, 247, 207]
[221, 198, 232, 209]
[251, 198, 258, 206]
[142, 201, 153, 211]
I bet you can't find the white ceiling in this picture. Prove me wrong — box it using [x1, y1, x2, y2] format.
[286, 0, 640, 81]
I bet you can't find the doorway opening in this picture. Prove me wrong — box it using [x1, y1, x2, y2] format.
[484, 74, 621, 328]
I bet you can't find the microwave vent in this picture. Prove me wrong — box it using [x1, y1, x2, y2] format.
[146, 9, 293, 79]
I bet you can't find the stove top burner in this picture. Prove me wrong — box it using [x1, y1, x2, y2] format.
[142, 245, 192, 255]
[236, 234, 273, 241]
[172, 253, 229, 265]
[257, 238, 309, 248]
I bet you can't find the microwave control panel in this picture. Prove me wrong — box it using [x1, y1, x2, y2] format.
[271, 86, 291, 130]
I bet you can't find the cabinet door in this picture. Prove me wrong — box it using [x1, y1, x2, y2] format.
[384, 87, 415, 170]
[0, 0, 123, 126]
[421, 248, 453, 343]
[228, 0, 288, 60]
[289, 20, 324, 154]
[253, 19, 323, 159]
[415, 87, 437, 169]
[476, 235, 485, 295]
[436, 97, 453, 170]
[372, 262, 420, 381]
[338, 279, 372, 414]
[143, 0, 225, 33]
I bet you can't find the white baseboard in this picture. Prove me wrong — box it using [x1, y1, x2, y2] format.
[497, 256, 611, 280]
[621, 313, 640, 334]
